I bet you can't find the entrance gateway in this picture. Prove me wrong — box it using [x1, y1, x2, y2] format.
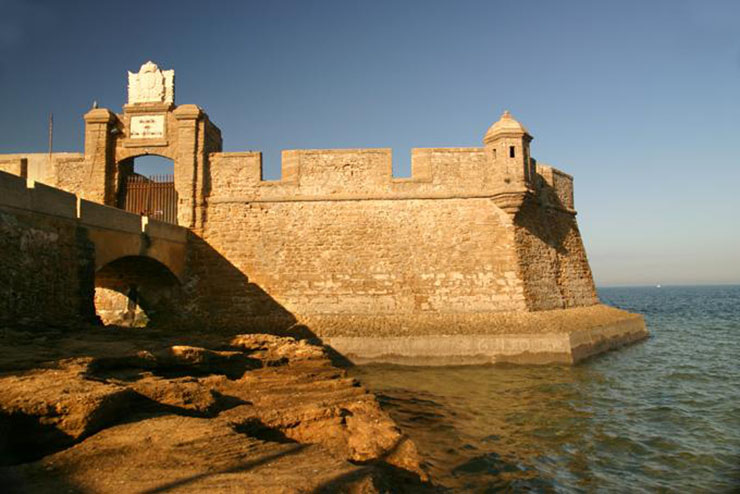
[118, 172, 177, 225]
[82, 60, 222, 227]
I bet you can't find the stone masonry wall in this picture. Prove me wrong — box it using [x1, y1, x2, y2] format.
[194, 197, 526, 327]
[207, 147, 496, 203]
[513, 202, 598, 311]
[0, 171, 96, 327]
[0, 153, 86, 191]
[0, 168, 190, 329]
[0, 158, 26, 178]
[187, 148, 596, 331]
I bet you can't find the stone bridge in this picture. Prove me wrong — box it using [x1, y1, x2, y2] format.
[0, 169, 188, 326]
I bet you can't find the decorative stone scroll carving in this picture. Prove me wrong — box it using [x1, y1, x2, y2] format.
[127, 61, 174, 105]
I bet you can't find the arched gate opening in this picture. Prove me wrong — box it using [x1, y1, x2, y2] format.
[117, 155, 178, 225]
[81, 61, 223, 229]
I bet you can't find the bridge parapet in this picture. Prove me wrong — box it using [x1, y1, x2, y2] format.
[0, 170, 186, 242]
[0, 169, 187, 281]
[78, 199, 143, 233]
[0, 172, 77, 219]
[143, 216, 187, 243]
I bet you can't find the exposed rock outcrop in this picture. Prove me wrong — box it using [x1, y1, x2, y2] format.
[0, 328, 435, 493]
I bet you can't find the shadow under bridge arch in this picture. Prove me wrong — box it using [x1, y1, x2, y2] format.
[95, 255, 183, 327]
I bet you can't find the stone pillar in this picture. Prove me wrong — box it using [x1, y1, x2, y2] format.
[83, 108, 117, 205]
[173, 104, 202, 228]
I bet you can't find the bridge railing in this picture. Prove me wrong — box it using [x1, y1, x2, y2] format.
[0, 169, 186, 243]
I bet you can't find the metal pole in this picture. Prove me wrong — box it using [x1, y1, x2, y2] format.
[48, 113, 53, 160]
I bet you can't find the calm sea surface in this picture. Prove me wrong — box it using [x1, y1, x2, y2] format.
[351, 285, 740, 493]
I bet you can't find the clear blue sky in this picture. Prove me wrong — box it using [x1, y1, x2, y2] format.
[1, 0, 738, 286]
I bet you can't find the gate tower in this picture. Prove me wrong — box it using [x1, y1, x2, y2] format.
[82, 61, 222, 228]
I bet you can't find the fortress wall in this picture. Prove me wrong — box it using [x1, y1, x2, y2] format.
[0, 152, 85, 188]
[0, 170, 96, 327]
[402, 148, 489, 191]
[538, 165, 574, 211]
[513, 204, 564, 311]
[513, 200, 598, 311]
[289, 149, 394, 196]
[53, 155, 90, 197]
[197, 149, 599, 330]
[532, 166, 597, 308]
[207, 147, 490, 201]
[193, 194, 527, 329]
[507, 165, 597, 311]
[553, 213, 599, 307]
[208, 152, 266, 198]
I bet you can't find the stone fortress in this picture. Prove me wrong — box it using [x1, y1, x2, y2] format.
[0, 61, 647, 364]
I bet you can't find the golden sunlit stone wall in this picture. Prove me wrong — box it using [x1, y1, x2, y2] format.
[187, 148, 597, 330]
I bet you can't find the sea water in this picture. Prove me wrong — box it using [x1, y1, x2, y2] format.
[352, 285, 740, 492]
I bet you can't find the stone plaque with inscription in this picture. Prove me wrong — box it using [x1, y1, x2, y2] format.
[130, 115, 165, 139]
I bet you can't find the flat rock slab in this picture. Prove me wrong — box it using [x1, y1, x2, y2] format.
[0, 332, 435, 493]
[2, 415, 367, 494]
[0, 360, 136, 464]
[320, 305, 648, 365]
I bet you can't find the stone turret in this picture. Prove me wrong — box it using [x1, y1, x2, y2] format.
[484, 110, 536, 215]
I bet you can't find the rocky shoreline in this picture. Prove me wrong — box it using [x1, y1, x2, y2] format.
[0, 326, 438, 493]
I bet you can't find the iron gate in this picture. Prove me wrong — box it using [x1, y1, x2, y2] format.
[120, 174, 178, 225]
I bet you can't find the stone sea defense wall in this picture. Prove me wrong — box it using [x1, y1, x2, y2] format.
[196, 147, 595, 317]
[316, 306, 648, 365]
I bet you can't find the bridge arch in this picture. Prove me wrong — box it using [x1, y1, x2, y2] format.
[86, 223, 187, 284]
[94, 255, 182, 327]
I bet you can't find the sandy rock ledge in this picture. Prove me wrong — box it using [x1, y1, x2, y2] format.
[0, 330, 437, 493]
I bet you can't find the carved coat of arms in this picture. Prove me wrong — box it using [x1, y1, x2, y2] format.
[127, 61, 175, 105]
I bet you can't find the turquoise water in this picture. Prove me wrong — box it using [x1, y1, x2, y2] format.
[352, 285, 740, 492]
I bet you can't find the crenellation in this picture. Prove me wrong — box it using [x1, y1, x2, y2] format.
[0, 169, 32, 210]
[537, 164, 575, 212]
[208, 146, 498, 202]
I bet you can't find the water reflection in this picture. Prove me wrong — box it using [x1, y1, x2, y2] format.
[351, 286, 740, 492]
[354, 364, 603, 491]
